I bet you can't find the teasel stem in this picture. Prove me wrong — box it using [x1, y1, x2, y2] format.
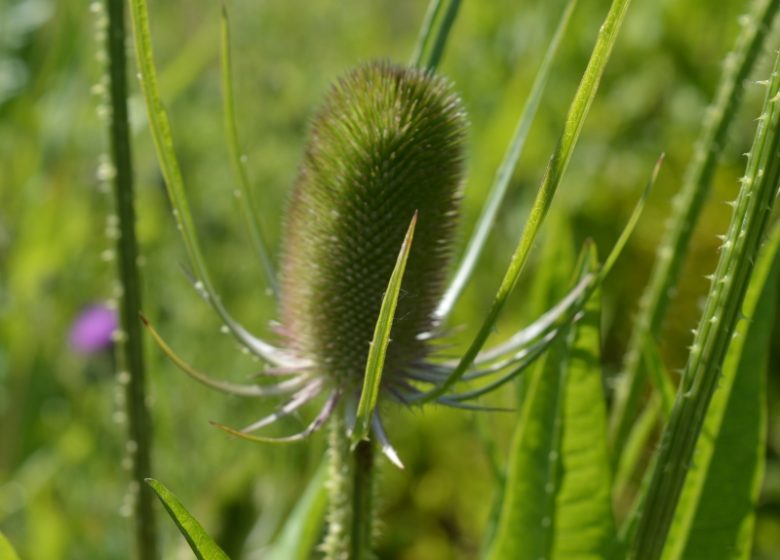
[324, 409, 376, 560]
[104, 0, 158, 556]
[629, 46, 780, 560]
[609, 0, 780, 457]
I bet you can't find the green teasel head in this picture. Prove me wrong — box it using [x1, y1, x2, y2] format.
[147, 56, 597, 463]
[280, 60, 468, 396]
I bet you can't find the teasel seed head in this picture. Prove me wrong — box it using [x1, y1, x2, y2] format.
[280, 60, 468, 395]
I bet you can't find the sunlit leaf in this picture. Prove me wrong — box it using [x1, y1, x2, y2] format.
[488, 245, 616, 559]
[352, 213, 417, 446]
[146, 479, 229, 560]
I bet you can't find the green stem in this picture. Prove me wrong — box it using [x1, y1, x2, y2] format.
[609, 0, 780, 457]
[424, 0, 461, 71]
[324, 411, 376, 560]
[351, 439, 375, 559]
[410, 0, 443, 67]
[105, 0, 158, 557]
[629, 46, 780, 560]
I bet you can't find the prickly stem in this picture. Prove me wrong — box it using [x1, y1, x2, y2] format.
[610, 0, 780, 457]
[100, 0, 159, 556]
[323, 411, 377, 560]
[629, 46, 780, 560]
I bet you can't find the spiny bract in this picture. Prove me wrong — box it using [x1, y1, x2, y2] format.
[147, 57, 587, 458]
[280, 60, 467, 394]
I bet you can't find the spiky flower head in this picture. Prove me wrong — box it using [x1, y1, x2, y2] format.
[146, 57, 593, 456]
[280, 60, 467, 396]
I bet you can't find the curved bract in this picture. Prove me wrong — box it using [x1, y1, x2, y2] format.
[280, 61, 468, 393]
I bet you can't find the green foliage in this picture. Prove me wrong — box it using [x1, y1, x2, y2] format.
[3, 0, 780, 558]
[437, 0, 578, 320]
[219, 5, 278, 299]
[419, 0, 635, 403]
[265, 458, 329, 560]
[611, 0, 780, 458]
[489, 246, 615, 559]
[146, 479, 229, 560]
[353, 214, 417, 446]
[630, 45, 780, 559]
[663, 223, 780, 559]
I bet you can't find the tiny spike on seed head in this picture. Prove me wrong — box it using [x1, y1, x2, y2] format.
[281, 60, 467, 393]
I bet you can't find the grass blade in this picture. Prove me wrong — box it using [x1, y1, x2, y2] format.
[436, 0, 579, 321]
[417, 0, 634, 403]
[421, 0, 461, 71]
[219, 4, 279, 299]
[352, 213, 417, 446]
[661, 222, 780, 560]
[127, 0, 285, 366]
[488, 245, 616, 559]
[409, 0, 443, 67]
[629, 46, 780, 560]
[599, 155, 660, 280]
[145, 479, 229, 560]
[613, 395, 662, 509]
[610, 0, 780, 455]
[266, 458, 329, 560]
[640, 337, 674, 418]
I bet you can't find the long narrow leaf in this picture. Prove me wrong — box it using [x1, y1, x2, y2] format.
[423, 0, 461, 71]
[409, 0, 443, 67]
[128, 0, 286, 366]
[146, 479, 229, 560]
[266, 458, 329, 560]
[220, 5, 278, 299]
[613, 396, 662, 506]
[662, 222, 780, 560]
[489, 245, 615, 559]
[417, 0, 634, 403]
[436, 0, 579, 320]
[640, 337, 674, 418]
[352, 213, 417, 446]
[480, 220, 576, 557]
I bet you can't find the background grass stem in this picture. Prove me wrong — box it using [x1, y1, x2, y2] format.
[104, 0, 158, 556]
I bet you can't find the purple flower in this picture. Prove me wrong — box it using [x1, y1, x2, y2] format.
[70, 304, 118, 353]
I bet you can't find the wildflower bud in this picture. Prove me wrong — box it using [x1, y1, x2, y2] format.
[281, 61, 467, 391]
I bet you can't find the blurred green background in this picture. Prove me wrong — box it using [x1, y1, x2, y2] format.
[1, 0, 779, 558]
